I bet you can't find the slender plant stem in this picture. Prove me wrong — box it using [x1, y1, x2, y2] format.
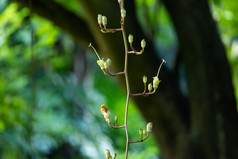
[88, 43, 101, 60]
[129, 133, 150, 143]
[121, 16, 130, 159]
[157, 59, 166, 77]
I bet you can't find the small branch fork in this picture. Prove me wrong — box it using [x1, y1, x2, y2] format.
[129, 133, 150, 143]
[100, 26, 122, 33]
[107, 121, 125, 129]
[128, 43, 144, 55]
[129, 83, 156, 97]
[106, 68, 125, 76]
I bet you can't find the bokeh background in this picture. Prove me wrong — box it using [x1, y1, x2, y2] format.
[0, 0, 238, 159]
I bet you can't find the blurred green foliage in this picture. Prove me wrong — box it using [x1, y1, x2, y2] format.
[0, 0, 159, 159]
[0, 0, 238, 158]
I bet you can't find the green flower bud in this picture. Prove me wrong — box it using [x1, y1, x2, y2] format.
[121, 9, 126, 18]
[109, 156, 112, 159]
[139, 128, 143, 135]
[143, 75, 147, 84]
[153, 76, 160, 89]
[143, 129, 146, 136]
[128, 34, 133, 44]
[106, 58, 111, 66]
[115, 115, 118, 122]
[148, 83, 152, 92]
[104, 62, 109, 69]
[104, 111, 111, 120]
[141, 39, 146, 49]
[105, 149, 111, 158]
[113, 153, 117, 159]
[104, 58, 111, 69]
[146, 122, 153, 133]
[98, 14, 102, 25]
[97, 59, 105, 70]
[102, 16, 107, 26]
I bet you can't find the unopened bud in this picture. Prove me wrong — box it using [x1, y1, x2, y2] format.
[148, 83, 152, 92]
[141, 39, 146, 49]
[101, 104, 109, 115]
[143, 75, 147, 83]
[128, 34, 133, 44]
[147, 122, 153, 133]
[106, 58, 111, 66]
[102, 16, 107, 26]
[104, 58, 111, 69]
[105, 149, 111, 158]
[104, 62, 109, 69]
[139, 129, 143, 135]
[121, 9, 126, 18]
[97, 59, 105, 70]
[104, 111, 111, 120]
[143, 129, 146, 136]
[153, 76, 160, 89]
[115, 115, 118, 122]
[113, 153, 117, 159]
[98, 14, 102, 25]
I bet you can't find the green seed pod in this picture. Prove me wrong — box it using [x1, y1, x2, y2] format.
[139, 129, 143, 135]
[143, 75, 147, 84]
[105, 149, 111, 158]
[121, 9, 126, 18]
[104, 111, 111, 120]
[153, 76, 160, 89]
[102, 16, 107, 26]
[143, 129, 146, 136]
[141, 39, 146, 49]
[97, 59, 105, 70]
[148, 83, 152, 92]
[114, 115, 118, 122]
[98, 14, 102, 25]
[106, 58, 111, 66]
[128, 34, 133, 44]
[146, 122, 153, 133]
[113, 153, 117, 159]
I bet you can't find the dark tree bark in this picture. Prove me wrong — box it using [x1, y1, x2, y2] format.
[13, 0, 238, 159]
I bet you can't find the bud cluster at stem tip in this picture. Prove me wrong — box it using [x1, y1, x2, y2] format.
[97, 14, 107, 28]
[97, 58, 112, 71]
[105, 149, 117, 159]
[153, 76, 160, 90]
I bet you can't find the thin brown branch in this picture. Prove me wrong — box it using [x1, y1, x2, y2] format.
[101, 28, 122, 33]
[109, 124, 125, 129]
[107, 67, 125, 76]
[129, 134, 150, 143]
